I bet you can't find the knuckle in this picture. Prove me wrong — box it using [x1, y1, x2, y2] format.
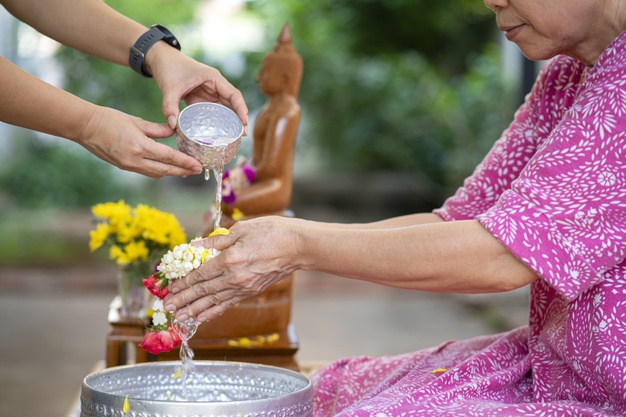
[196, 283, 213, 298]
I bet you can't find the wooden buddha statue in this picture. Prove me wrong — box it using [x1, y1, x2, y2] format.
[202, 22, 303, 233]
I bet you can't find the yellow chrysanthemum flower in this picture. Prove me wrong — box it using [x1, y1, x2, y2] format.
[123, 240, 150, 263]
[91, 201, 187, 264]
[91, 200, 132, 227]
[109, 245, 128, 264]
[116, 219, 142, 244]
[89, 223, 110, 252]
[109, 241, 150, 265]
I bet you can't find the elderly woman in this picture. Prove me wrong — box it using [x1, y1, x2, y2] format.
[164, 0, 626, 415]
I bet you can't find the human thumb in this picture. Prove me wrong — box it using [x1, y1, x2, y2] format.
[161, 94, 180, 129]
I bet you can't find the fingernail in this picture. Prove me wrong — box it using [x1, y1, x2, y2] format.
[168, 115, 177, 129]
[170, 286, 180, 294]
[164, 304, 175, 312]
[176, 313, 189, 322]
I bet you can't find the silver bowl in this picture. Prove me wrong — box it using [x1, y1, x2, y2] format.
[176, 103, 244, 171]
[80, 361, 313, 417]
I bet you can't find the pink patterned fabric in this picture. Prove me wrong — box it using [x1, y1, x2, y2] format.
[311, 32, 626, 417]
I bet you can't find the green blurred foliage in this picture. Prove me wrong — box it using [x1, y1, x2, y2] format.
[0, 208, 91, 265]
[0, 140, 133, 208]
[49, 0, 516, 204]
[239, 0, 516, 191]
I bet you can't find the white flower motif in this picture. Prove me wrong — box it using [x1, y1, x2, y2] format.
[597, 170, 616, 186]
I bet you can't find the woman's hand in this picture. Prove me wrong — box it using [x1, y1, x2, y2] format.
[163, 216, 300, 322]
[146, 43, 249, 132]
[77, 106, 202, 179]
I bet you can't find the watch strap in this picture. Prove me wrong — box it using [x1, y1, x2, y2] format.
[129, 25, 180, 78]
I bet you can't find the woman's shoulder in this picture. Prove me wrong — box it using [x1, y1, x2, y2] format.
[535, 55, 585, 92]
[523, 56, 584, 122]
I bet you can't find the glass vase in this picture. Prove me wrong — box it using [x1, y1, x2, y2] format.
[116, 261, 154, 318]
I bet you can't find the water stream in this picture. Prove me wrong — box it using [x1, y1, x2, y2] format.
[172, 145, 228, 399]
[171, 316, 200, 399]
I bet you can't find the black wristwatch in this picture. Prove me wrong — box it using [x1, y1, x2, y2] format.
[129, 24, 181, 78]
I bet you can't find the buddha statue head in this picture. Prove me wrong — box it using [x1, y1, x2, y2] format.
[256, 23, 303, 98]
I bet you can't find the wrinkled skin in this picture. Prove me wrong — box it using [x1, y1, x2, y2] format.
[164, 216, 299, 322]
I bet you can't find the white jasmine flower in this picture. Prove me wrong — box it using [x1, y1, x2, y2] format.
[153, 299, 164, 312]
[152, 311, 168, 326]
[157, 243, 219, 280]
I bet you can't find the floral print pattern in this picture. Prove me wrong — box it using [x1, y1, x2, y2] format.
[311, 31, 626, 417]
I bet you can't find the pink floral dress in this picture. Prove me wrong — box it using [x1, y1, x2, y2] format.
[310, 32, 626, 417]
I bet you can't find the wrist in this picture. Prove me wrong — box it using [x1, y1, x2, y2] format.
[144, 41, 181, 78]
[129, 24, 181, 77]
[290, 218, 317, 271]
[71, 104, 103, 144]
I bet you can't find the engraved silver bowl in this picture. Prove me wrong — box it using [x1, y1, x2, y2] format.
[176, 102, 244, 171]
[80, 361, 313, 417]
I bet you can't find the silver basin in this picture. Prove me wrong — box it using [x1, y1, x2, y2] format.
[80, 361, 313, 417]
[176, 102, 244, 171]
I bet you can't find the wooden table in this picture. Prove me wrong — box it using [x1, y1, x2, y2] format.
[105, 274, 300, 370]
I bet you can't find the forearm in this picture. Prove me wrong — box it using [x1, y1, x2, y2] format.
[316, 212, 445, 229]
[296, 218, 538, 294]
[0, 57, 97, 141]
[1, 0, 144, 66]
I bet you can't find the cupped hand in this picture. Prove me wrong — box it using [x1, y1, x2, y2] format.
[77, 106, 202, 179]
[163, 216, 300, 323]
[148, 47, 249, 132]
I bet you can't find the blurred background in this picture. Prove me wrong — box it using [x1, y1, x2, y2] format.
[0, 0, 534, 416]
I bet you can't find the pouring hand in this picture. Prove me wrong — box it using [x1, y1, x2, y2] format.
[146, 43, 249, 133]
[76, 106, 202, 179]
[163, 216, 298, 322]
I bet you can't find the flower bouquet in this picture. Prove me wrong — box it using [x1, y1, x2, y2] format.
[138, 227, 231, 357]
[89, 200, 187, 317]
[139, 242, 219, 355]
